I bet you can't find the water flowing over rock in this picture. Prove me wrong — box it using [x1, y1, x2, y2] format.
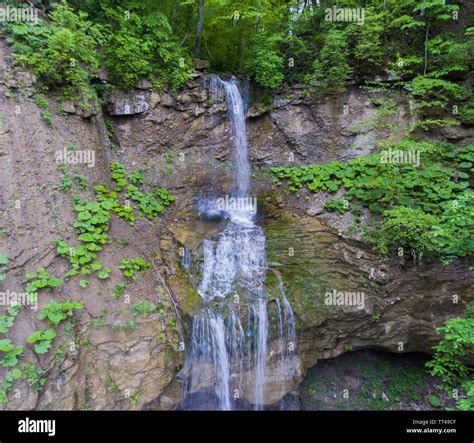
[180, 76, 301, 409]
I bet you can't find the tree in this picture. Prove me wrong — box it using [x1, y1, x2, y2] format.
[306, 28, 352, 94]
[194, 0, 205, 57]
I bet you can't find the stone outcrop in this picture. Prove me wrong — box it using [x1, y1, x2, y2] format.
[0, 39, 472, 410]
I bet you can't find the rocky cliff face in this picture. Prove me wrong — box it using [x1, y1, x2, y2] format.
[0, 43, 472, 409]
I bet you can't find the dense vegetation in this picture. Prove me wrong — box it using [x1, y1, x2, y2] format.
[270, 140, 473, 264]
[1, 0, 472, 127]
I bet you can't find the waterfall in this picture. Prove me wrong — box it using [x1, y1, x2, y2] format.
[220, 77, 251, 197]
[181, 76, 299, 410]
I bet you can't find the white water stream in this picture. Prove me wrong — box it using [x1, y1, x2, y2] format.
[181, 76, 298, 410]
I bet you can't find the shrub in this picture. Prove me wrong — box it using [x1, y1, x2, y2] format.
[306, 29, 352, 94]
[245, 34, 284, 89]
[7, 1, 104, 100]
[103, 7, 191, 90]
[426, 303, 474, 386]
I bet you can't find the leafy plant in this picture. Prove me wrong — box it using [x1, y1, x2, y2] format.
[23, 268, 62, 293]
[96, 162, 174, 225]
[0, 339, 24, 366]
[103, 6, 191, 90]
[60, 176, 72, 192]
[26, 329, 57, 354]
[6, 1, 105, 102]
[98, 268, 112, 279]
[56, 199, 111, 277]
[113, 284, 125, 300]
[426, 303, 474, 386]
[33, 94, 49, 110]
[324, 199, 350, 215]
[456, 379, 474, 411]
[427, 394, 441, 408]
[306, 29, 352, 94]
[0, 304, 21, 336]
[0, 316, 14, 334]
[22, 364, 46, 392]
[119, 258, 150, 279]
[39, 300, 84, 326]
[73, 174, 89, 191]
[132, 301, 157, 316]
[0, 367, 21, 405]
[0, 253, 9, 281]
[79, 279, 89, 288]
[245, 33, 284, 89]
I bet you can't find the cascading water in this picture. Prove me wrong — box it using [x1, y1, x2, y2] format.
[181, 76, 299, 410]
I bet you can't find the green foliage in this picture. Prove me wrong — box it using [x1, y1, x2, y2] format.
[132, 301, 158, 316]
[113, 284, 125, 300]
[126, 185, 174, 220]
[119, 257, 150, 279]
[98, 268, 112, 279]
[372, 206, 438, 257]
[33, 94, 49, 110]
[79, 279, 89, 288]
[111, 319, 137, 332]
[23, 268, 62, 293]
[306, 29, 351, 94]
[26, 328, 57, 354]
[427, 394, 441, 408]
[426, 303, 474, 386]
[430, 193, 474, 264]
[0, 339, 24, 366]
[0, 253, 9, 281]
[270, 140, 473, 262]
[106, 376, 120, 395]
[0, 316, 14, 335]
[324, 199, 350, 214]
[4, 0, 472, 100]
[0, 305, 21, 336]
[409, 76, 469, 127]
[22, 364, 46, 392]
[6, 1, 104, 101]
[56, 199, 111, 277]
[102, 6, 191, 90]
[0, 367, 21, 405]
[245, 33, 284, 89]
[60, 176, 72, 192]
[39, 300, 84, 326]
[41, 111, 53, 126]
[73, 174, 89, 191]
[96, 162, 174, 225]
[456, 379, 474, 411]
